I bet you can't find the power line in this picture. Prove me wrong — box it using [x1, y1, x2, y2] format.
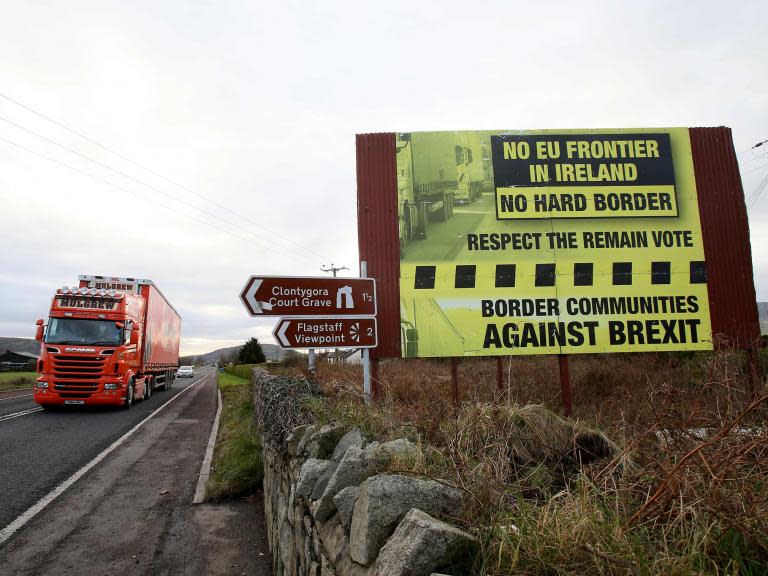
[0, 135, 319, 264]
[746, 170, 768, 211]
[737, 138, 768, 157]
[0, 114, 313, 257]
[0, 90, 328, 260]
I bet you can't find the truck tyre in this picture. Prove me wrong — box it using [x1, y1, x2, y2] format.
[437, 194, 449, 221]
[144, 376, 152, 400]
[123, 381, 135, 409]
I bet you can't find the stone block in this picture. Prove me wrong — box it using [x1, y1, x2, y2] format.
[311, 462, 339, 501]
[333, 486, 360, 535]
[372, 509, 475, 576]
[332, 428, 365, 462]
[313, 443, 386, 522]
[297, 459, 334, 500]
[349, 475, 465, 566]
[301, 424, 346, 459]
[287, 424, 313, 456]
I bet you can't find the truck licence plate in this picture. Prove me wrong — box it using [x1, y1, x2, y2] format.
[64, 400, 85, 405]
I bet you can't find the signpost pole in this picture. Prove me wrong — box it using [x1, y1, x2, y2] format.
[308, 349, 316, 378]
[450, 358, 460, 406]
[360, 261, 371, 405]
[558, 354, 572, 416]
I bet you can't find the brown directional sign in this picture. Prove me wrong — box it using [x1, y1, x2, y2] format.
[240, 276, 376, 317]
[273, 317, 378, 349]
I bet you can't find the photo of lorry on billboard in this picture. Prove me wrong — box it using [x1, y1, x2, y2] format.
[397, 128, 713, 357]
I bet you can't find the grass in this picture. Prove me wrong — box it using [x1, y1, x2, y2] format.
[205, 371, 264, 500]
[0, 371, 37, 392]
[309, 349, 768, 575]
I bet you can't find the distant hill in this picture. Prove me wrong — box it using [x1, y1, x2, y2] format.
[194, 343, 295, 364]
[0, 337, 41, 356]
[759, 302, 768, 335]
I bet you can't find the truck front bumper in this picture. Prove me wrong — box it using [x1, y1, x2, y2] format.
[34, 387, 125, 407]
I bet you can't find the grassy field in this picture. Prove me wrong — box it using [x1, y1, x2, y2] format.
[205, 371, 264, 500]
[0, 371, 36, 392]
[311, 350, 767, 575]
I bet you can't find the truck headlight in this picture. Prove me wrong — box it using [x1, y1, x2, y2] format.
[104, 383, 119, 390]
[36, 381, 48, 389]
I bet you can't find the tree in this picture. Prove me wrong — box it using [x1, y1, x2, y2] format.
[239, 337, 266, 364]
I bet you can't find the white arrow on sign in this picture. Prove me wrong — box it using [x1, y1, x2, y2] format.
[275, 320, 290, 347]
[243, 278, 273, 314]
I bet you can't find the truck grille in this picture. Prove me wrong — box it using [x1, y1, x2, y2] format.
[54, 382, 99, 393]
[52, 354, 105, 381]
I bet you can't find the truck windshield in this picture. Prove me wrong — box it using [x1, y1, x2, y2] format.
[46, 318, 122, 346]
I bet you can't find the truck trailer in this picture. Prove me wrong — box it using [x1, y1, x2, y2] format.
[397, 131, 490, 251]
[33, 275, 181, 409]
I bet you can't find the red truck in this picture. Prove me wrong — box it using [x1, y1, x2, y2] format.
[34, 275, 181, 409]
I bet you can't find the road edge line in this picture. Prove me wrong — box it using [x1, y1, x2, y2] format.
[0, 371, 212, 546]
[0, 393, 34, 402]
[0, 407, 43, 422]
[192, 386, 223, 504]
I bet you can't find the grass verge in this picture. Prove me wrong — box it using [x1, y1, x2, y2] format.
[206, 371, 264, 500]
[310, 350, 768, 574]
[0, 371, 37, 392]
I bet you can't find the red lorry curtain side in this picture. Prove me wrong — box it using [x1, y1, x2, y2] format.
[142, 284, 181, 369]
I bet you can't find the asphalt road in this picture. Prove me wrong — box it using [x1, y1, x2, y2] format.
[0, 365, 271, 575]
[0, 368, 210, 532]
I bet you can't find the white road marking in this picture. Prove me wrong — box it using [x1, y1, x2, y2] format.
[0, 370, 213, 545]
[0, 393, 34, 402]
[0, 407, 43, 422]
[192, 387, 223, 504]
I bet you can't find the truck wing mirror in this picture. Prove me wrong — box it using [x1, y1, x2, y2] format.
[35, 319, 45, 342]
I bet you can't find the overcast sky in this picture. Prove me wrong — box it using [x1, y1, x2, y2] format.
[1, 0, 766, 355]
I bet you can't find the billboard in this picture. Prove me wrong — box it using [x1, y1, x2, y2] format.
[396, 128, 713, 357]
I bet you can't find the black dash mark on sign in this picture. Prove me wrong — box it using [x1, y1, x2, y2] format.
[574, 263, 593, 286]
[415, 266, 436, 289]
[613, 262, 632, 286]
[495, 264, 516, 288]
[613, 262, 633, 285]
[455, 265, 476, 289]
[535, 264, 556, 287]
[690, 261, 707, 284]
[652, 261, 671, 285]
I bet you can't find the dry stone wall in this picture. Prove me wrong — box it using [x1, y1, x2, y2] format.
[253, 369, 475, 576]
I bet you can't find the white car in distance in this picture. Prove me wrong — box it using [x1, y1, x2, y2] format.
[177, 365, 194, 378]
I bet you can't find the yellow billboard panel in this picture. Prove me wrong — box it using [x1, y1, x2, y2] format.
[397, 128, 712, 357]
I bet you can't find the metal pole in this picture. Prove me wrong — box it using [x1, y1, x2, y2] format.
[450, 357, 460, 406]
[361, 260, 371, 405]
[308, 349, 316, 378]
[558, 354, 572, 417]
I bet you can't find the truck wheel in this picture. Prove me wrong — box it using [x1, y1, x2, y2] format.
[123, 381, 135, 409]
[144, 377, 152, 400]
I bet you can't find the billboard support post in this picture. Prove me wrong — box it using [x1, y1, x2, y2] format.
[308, 349, 316, 378]
[496, 357, 504, 392]
[450, 358, 460, 406]
[558, 355, 572, 417]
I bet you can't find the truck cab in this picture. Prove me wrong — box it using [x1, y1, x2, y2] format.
[34, 276, 180, 409]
